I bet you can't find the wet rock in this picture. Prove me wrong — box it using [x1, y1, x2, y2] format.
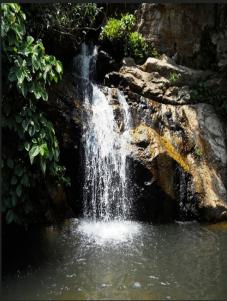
[105, 57, 226, 218]
[121, 93, 227, 222]
[132, 130, 150, 148]
[96, 50, 118, 82]
[163, 86, 191, 104]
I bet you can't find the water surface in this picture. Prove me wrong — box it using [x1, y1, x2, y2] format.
[2, 219, 227, 300]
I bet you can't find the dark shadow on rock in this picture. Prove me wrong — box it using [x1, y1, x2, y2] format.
[127, 153, 200, 223]
[127, 157, 177, 223]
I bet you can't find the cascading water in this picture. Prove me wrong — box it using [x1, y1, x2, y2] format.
[74, 43, 132, 221]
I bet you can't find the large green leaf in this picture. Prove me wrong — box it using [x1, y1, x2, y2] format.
[39, 143, 48, 156]
[55, 61, 63, 74]
[29, 144, 40, 164]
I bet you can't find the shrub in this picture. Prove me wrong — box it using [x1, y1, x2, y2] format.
[120, 13, 136, 32]
[127, 32, 148, 62]
[100, 14, 156, 63]
[100, 18, 124, 41]
[100, 13, 135, 42]
[1, 3, 70, 225]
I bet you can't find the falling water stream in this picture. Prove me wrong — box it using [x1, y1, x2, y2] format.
[77, 43, 132, 220]
[2, 44, 227, 300]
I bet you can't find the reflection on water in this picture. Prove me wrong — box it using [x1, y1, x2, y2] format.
[2, 219, 227, 300]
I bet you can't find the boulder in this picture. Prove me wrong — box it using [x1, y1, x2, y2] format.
[105, 56, 210, 104]
[141, 57, 210, 85]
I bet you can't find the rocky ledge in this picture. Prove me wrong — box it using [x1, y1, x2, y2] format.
[104, 55, 227, 222]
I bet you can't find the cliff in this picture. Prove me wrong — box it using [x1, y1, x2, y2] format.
[135, 3, 227, 70]
[104, 55, 227, 222]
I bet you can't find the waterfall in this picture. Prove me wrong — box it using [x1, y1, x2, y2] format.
[74, 43, 132, 221]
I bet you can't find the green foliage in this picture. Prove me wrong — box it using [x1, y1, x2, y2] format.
[1, 3, 69, 225]
[100, 18, 124, 41]
[120, 14, 136, 32]
[169, 72, 181, 85]
[193, 146, 203, 159]
[44, 3, 101, 31]
[127, 32, 149, 62]
[100, 14, 157, 63]
[100, 13, 135, 42]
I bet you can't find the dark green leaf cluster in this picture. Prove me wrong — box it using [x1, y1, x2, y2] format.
[1, 3, 69, 225]
[23, 3, 103, 47]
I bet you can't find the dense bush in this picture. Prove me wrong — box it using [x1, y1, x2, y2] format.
[127, 32, 150, 62]
[100, 18, 124, 41]
[100, 14, 135, 41]
[1, 3, 69, 225]
[100, 14, 158, 63]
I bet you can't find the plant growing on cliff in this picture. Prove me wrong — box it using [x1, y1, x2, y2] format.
[100, 14, 135, 41]
[100, 14, 157, 63]
[127, 32, 148, 62]
[169, 72, 181, 85]
[193, 146, 203, 160]
[1, 3, 69, 225]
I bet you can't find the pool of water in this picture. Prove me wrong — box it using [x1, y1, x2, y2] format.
[2, 219, 227, 300]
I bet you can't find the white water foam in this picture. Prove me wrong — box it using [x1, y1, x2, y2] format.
[78, 220, 141, 245]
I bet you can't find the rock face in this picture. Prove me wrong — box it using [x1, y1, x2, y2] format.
[47, 72, 84, 216]
[135, 3, 227, 69]
[105, 56, 227, 222]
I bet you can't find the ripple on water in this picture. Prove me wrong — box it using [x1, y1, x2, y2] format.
[2, 219, 227, 300]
